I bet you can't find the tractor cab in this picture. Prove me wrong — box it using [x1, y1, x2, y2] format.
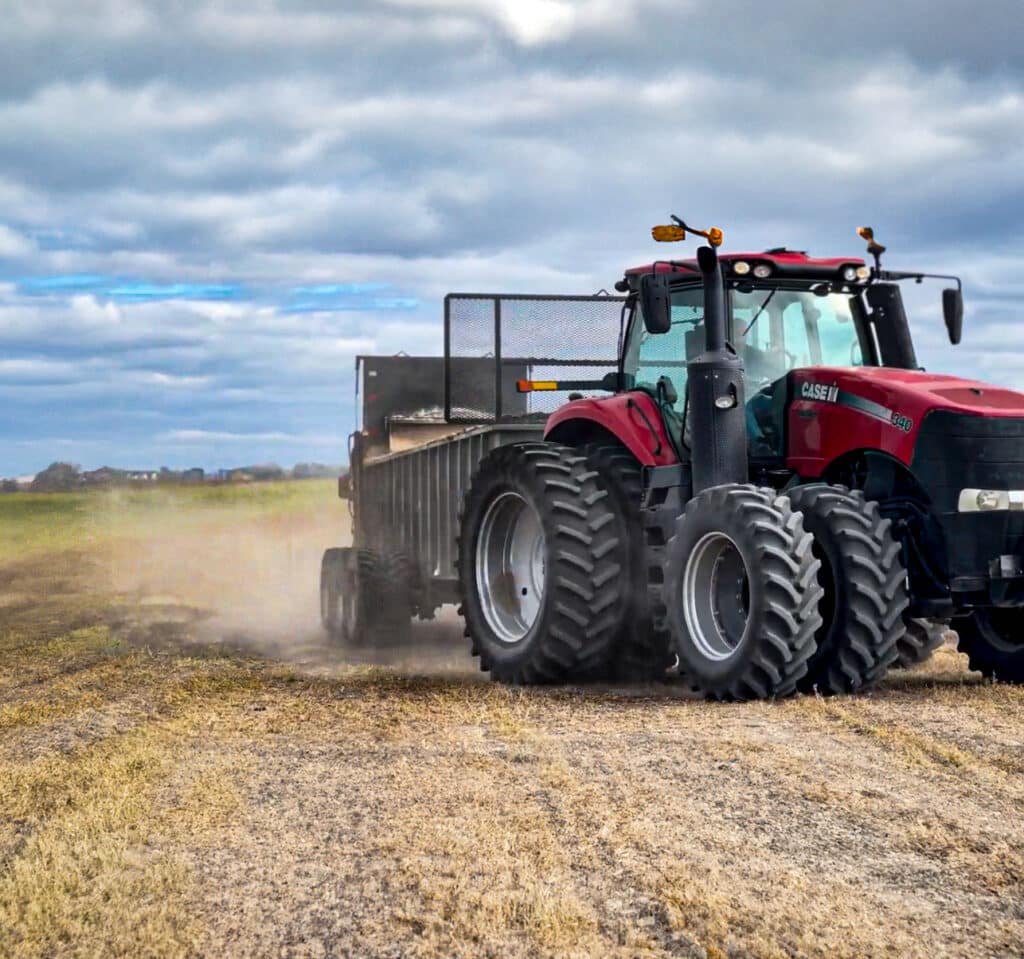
[620, 236, 962, 466]
[621, 254, 874, 459]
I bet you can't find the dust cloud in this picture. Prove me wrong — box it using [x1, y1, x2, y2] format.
[94, 491, 473, 677]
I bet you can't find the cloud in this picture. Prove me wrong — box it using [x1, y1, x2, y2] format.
[0, 224, 33, 257]
[161, 429, 337, 445]
[0, 0, 1021, 474]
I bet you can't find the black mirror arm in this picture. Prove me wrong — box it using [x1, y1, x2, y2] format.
[875, 269, 962, 292]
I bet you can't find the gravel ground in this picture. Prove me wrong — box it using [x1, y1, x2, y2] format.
[1, 491, 1022, 958]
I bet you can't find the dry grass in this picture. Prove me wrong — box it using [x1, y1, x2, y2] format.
[0, 484, 1022, 958]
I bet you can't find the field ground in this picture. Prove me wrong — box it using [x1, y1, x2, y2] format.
[1, 481, 1023, 958]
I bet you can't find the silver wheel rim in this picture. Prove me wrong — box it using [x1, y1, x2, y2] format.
[682, 531, 750, 661]
[475, 491, 546, 644]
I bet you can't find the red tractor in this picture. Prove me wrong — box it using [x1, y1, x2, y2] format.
[324, 218, 1024, 699]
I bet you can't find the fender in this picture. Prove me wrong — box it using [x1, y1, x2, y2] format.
[544, 392, 680, 467]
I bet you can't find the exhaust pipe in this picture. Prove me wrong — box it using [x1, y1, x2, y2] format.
[687, 245, 748, 493]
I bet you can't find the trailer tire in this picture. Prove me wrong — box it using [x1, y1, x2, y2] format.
[663, 484, 823, 701]
[457, 442, 625, 684]
[321, 548, 388, 647]
[787, 484, 908, 694]
[893, 617, 948, 669]
[320, 547, 348, 642]
[952, 609, 1024, 683]
[581, 444, 673, 681]
[377, 550, 416, 643]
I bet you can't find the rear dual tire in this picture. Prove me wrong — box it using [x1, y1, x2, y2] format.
[581, 444, 673, 682]
[457, 442, 624, 684]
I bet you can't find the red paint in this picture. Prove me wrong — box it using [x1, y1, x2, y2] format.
[544, 392, 679, 466]
[625, 251, 864, 276]
[787, 367, 1024, 477]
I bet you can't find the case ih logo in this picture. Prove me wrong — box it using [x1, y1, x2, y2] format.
[801, 381, 838, 403]
[800, 380, 913, 432]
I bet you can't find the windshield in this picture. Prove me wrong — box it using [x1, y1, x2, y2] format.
[623, 283, 865, 410]
[732, 287, 863, 386]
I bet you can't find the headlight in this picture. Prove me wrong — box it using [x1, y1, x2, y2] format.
[842, 266, 858, 282]
[957, 489, 1023, 512]
[732, 260, 751, 275]
[752, 263, 772, 279]
[855, 266, 870, 280]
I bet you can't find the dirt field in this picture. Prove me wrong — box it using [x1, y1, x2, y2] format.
[1, 482, 1023, 959]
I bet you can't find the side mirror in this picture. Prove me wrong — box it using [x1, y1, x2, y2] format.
[943, 288, 963, 345]
[639, 273, 672, 334]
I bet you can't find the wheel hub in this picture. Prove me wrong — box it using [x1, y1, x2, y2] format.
[682, 531, 750, 662]
[475, 491, 546, 644]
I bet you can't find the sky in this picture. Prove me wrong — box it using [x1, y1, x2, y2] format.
[1, 0, 1023, 476]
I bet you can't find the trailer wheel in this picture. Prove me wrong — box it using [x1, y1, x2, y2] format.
[893, 617, 948, 669]
[786, 484, 908, 694]
[377, 550, 416, 643]
[457, 442, 625, 684]
[581, 444, 673, 681]
[320, 547, 386, 647]
[952, 609, 1024, 683]
[320, 547, 348, 641]
[663, 484, 822, 701]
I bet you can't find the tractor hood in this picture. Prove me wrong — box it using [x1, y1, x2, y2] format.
[787, 366, 1024, 477]
[829, 367, 1024, 417]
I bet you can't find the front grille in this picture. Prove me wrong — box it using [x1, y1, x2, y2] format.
[912, 410, 1024, 580]
[911, 410, 1024, 512]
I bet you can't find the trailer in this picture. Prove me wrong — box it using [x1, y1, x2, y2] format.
[320, 293, 627, 645]
[323, 219, 1024, 696]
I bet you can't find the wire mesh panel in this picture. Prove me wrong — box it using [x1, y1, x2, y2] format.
[444, 293, 627, 422]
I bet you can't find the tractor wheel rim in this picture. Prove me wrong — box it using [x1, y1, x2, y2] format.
[476, 491, 545, 644]
[682, 531, 750, 662]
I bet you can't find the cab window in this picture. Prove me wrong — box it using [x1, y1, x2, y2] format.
[624, 286, 702, 412]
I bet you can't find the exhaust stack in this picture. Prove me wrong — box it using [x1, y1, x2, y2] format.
[687, 244, 747, 493]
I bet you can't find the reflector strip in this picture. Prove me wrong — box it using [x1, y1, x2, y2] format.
[516, 380, 559, 392]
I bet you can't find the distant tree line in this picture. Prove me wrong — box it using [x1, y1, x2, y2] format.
[0, 461, 343, 493]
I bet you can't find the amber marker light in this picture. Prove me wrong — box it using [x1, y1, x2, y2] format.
[651, 224, 686, 242]
[516, 380, 559, 392]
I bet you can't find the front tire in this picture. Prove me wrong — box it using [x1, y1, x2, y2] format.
[663, 484, 823, 701]
[953, 609, 1024, 683]
[786, 484, 908, 694]
[457, 442, 625, 684]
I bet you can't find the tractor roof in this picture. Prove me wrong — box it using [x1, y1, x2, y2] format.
[624, 249, 865, 279]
